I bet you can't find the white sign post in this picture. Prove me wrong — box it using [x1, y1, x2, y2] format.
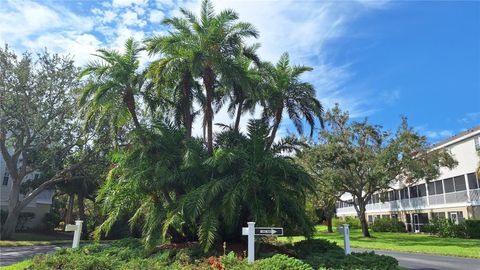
[242, 222, 283, 264]
[343, 224, 351, 255]
[65, 220, 83, 248]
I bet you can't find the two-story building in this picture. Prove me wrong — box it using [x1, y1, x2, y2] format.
[336, 126, 480, 232]
[0, 155, 54, 229]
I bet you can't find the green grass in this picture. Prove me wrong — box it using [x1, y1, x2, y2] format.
[0, 232, 89, 246]
[281, 225, 480, 258]
[0, 260, 32, 270]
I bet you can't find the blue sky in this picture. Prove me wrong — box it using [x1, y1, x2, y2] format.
[1, 0, 478, 143]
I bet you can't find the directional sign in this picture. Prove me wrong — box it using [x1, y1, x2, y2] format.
[254, 227, 283, 236]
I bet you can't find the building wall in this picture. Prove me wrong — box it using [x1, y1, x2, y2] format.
[0, 155, 54, 229]
[335, 128, 480, 229]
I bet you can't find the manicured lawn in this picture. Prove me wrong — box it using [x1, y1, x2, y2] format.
[281, 226, 480, 258]
[0, 232, 72, 246]
[0, 260, 32, 270]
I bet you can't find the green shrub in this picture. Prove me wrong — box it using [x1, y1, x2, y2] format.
[371, 217, 406, 233]
[254, 255, 313, 270]
[16, 212, 35, 231]
[290, 239, 398, 270]
[332, 216, 361, 230]
[424, 217, 467, 238]
[464, 220, 480, 239]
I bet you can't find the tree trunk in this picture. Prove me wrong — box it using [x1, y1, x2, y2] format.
[123, 89, 141, 130]
[326, 216, 333, 233]
[65, 193, 75, 225]
[356, 203, 370, 237]
[269, 104, 284, 146]
[203, 67, 215, 155]
[77, 193, 88, 240]
[234, 99, 244, 133]
[1, 177, 21, 240]
[182, 73, 192, 139]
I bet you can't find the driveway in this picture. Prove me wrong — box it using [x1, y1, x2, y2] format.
[0, 244, 67, 266]
[353, 248, 480, 270]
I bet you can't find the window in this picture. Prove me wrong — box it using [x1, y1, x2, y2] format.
[444, 178, 455, 193]
[417, 184, 427, 197]
[2, 171, 9, 186]
[391, 214, 398, 219]
[368, 215, 373, 223]
[475, 136, 480, 151]
[454, 175, 467, 191]
[410, 186, 418, 198]
[467, 173, 479, 190]
[382, 215, 390, 219]
[432, 212, 445, 219]
[400, 187, 409, 199]
[428, 182, 436, 195]
[435, 180, 444, 194]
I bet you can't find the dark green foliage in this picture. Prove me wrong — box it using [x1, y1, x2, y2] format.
[332, 217, 361, 230]
[425, 218, 480, 239]
[424, 217, 467, 238]
[41, 212, 61, 232]
[289, 239, 399, 270]
[254, 254, 314, 270]
[371, 218, 406, 233]
[464, 220, 480, 239]
[15, 212, 35, 231]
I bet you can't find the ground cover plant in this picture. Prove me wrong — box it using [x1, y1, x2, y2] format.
[282, 225, 480, 258]
[11, 238, 399, 270]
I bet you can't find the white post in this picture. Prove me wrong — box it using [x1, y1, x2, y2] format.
[247, 221, 255, 264]
[343, 224, 351, 255]
[72, 220, 83, 248]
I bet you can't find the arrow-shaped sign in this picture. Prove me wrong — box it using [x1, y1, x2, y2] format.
[254, 227, 283, 236]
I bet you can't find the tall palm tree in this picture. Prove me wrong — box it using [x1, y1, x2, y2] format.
[145, 37, 198, 139]
[161, 0, 259, 154]
[262, 52, 324, 144]
[79, 38, 146, 135]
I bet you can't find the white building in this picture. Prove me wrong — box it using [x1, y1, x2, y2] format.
[336, 126, 480, 232]
[0, 155, 54, 229]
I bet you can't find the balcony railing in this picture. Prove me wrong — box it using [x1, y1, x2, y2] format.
[337, 189, 479, 215]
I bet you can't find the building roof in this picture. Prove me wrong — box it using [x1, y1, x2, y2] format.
[431, 125, 480, 149]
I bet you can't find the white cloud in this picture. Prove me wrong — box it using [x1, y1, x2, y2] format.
[425, 130, 453, 139]
[103, 10, 117, 23]
[122, 10, 146, 26]
[112, 0, 148, 7]
[459, 112, 480, 124]
[149, 10, 165, 23]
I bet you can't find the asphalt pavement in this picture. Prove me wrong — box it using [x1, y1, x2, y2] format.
[0, 244, 66, 267]
[353, 248, 480, 270]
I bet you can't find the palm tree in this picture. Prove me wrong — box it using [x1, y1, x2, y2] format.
[180, 119, 315, 250]
[79, 38, 146, 135]
[145, 36, 199, 139]
[221, 45, 263, 133]
[262, 52, 324, 144]
[161, 0, 259, 154]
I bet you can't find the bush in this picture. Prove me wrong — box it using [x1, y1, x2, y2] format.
[333, 216, 361, 230]
[289, 239, 398, 270]
[42, 212, 61, 232]
[424, 217, 467, 238]
[464, 220, 480, 239]
[254, 254, 313, 270]
[371, 217, 406, 233]
[16, 212, 35, 231]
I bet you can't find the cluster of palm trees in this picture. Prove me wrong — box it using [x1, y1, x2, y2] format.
[79, 0, 323, 250]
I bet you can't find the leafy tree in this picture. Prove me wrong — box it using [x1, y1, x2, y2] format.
[79, 38, 148, 138]
[262, 53, 323, 144]
[308, 105, 457, 237]
[0, 46, 82, 239]
[160, 0, 259, 154]
[95, 123, 208, 247]
[179, 119, 315, 250]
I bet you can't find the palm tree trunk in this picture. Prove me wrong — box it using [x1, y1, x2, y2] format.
[182, 73, 193, 139]
[123, 89, 141, 130]
[203, 67, 215, 155]
[269, 103, 284, 146]
[234, 99, 244, 133]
